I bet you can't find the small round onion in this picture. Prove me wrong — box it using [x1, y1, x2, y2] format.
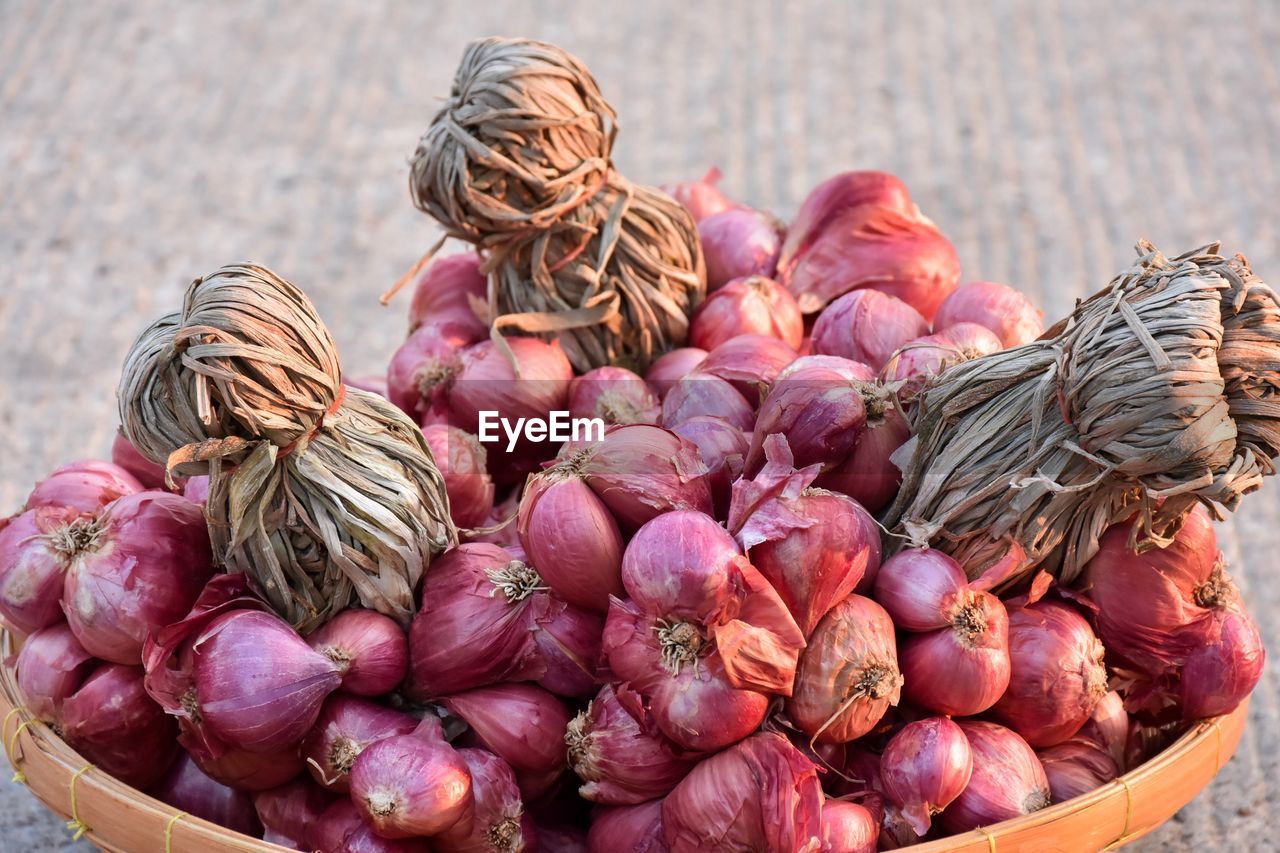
[811, 289, 929, 371]
[661, 372, 755, 431]
[314, 798, 433, 852]
[698, 207, 783, 291]
[993, 600, 1108, 747]
[0, 506, 82, 635]
[644, 348, 708, 400]
[350, 733, 473, 838]
[933, 281, 1045, 348]
[442, 684, 572, 801]
[566, 684, 696, 804]
[194, 744, 306, 792]
[698, 334, 799, 405]
[111, 433, 174, 491]
[815, 404, 909, 516]
[422, 424, 496, 529]
[819, 800, 877, 853]
[307, 608, 410, 697]
[435, 748, 536, 853]
[690, 276, 804, 351]
[62, 491, 214, 664]
[1037, 739, 1119, 803]
[879, 718, 972, 835]
[661, 167, 735, 223]
[254, 778, 335, 849]
[873, 548, 969, 632]
[518, 471, 625, 611]
[899, 589, 1012, 716]
[942, 722, 1050, 833]
[302, 694, 419, 792]
[15, 622, 95, 723]
[587, 800, 665, 851]
[569, 366, 661, 426]
[788, 595, 902, 743]
[408, 252, 489, 340]
[63, 663, 178, 790]
[670, 416, 748, 518]
[1180, 608, 1266, 720]
[386, 324, 468, 420]
[886, 322, 1002, 397]
[26, 459, 142, 514]
[152, 751, 262, 836]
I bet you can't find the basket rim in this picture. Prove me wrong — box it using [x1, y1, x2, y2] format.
[0, 627, 1247, 851]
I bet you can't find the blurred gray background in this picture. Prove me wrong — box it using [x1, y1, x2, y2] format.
[1, 0, 1277, 849]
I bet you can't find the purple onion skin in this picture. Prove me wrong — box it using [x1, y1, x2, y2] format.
[306, 608, 410, 697]
[349, 734, 474, 839]
[645, 348, 708, 400]
[62, 491, 214, 665]
[587, 800, 666, 852]
[301, 694, 420, 793]
[62, 663, 179, 790]
[254, 778, 335, 850]
[15, 622, 95, 723]
[942, 722, 1050, 833]
[195, 610, 344, 753]
[151, 752, 263, 836]
[811, 289, 928, 372]
[0, 506, 80, 635]
[879, 717, 972, 835]
[26, 458, 143, 514]
[314, 799, 435, 852]
[112, 433, 174, 491]
[698, 207, 783, 292]
[1037, 740, 1119, 803]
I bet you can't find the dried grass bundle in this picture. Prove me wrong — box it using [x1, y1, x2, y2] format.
[118, 265, 454, 631]
[886, 242, 1279, 586]
[409, 37, 704, 372]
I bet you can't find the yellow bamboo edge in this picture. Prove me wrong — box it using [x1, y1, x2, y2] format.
[0, 630, 1248, 853]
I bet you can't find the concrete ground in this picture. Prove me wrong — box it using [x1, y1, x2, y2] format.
[1, 0, 1277, 849]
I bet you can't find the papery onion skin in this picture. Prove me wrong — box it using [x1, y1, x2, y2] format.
[307, 608, 410, 697]
[873, 549, 969, 632]
[195, 609, 344, 753]
[408, 252, 489, 339]
[942, 722, 1050, 833]
[587, 800, 667, 852]
[645, 348, 708, 400]
[196, 744, 307, 792]
[779, 171, 917, 272]
[933, 281, 1045, 348]
[26, 459, 143, 514]
[302, 694, 419, 792]
[1180, 608, 1265, 720]
[811, 289, 929, 372]
[386, 325, 468, 420]
[15, 622, 95, 723]
[885, 323, 1002, 398]
[788, 595, 902, 743]
[569, 367, 661, 426]
[567, 684, 696, 805]
[62, 491, 214, 664]
[698, 207, 783, 292]
[819, 800, 877, 853]
[879, 717, 972, 835]
[993, 600, 1108, 747]
[698, 334, 799, 406]
[255, 778, 335, 850]
[670, 417, 748, 519]
[662, 167, 735, 223]
[151, 752, 262, 837]
[423, 424, 497, 529]
[314, 798, 434, 853]
[62, 663, 179, 790]
[661, 373, 755, 432]
[900, 589, 1012, 716]
[350, 733, 473, 838]
[518, 473, 625, 612]
[528, 593, 605, 698]
[690, 275, 804, 351]
[661, 732, 823, 853]
[573, 425, 714, 532]
[816, 404, 910, 516]
[435, 747, 535, 853]
[1077, 690, 1130, 772]
[1037, 739, 1119, 803]
[111, 433, 173, 491]
[443, 683, 573, 801]
[0, 506, 82, 635]
[781, 204, 960, 321]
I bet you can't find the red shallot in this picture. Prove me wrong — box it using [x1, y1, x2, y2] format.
[899, 586, 1011, 716]
[662, 167, 735, 222]
[518, 472, 625, 611]
[62, 491, 214, 664]
[811, 289, 929, 372]
[815, 404, 909, 516]
[386, 324, 469, 419]
[62, 663, 178, 790]
[587, 800, 666, 852]
[111, 433, 173, 491]
[152, 752, 262, 837]
[255, 778, 335, 849]
[933, 281, 1044, 348]
[669, 416, 748, 518]
[408, 252, 490, 341]
[873, 549, 969, 632]
[689, 276, 804, 351]
[26, 459, 142, 514]
[942, 722, 1050, 833]
[0, 506, 82, 635]
[197, 744, 307, 792]
[423, 424, 497, 528]
[779, 171, 917, 271]
[302, 694, 419, 792]
[569, 367, 661, 426]
[435, 747, 536, 852]
[566, 684, 696, 805]
[313, 799, 432, 852]
[350, 732, 473, 838]
[698, 334, 799, 405]
[788, 595, 902, 743]
[879, 717, 972, 835]
[661, 732, 823, 852]
[1037, 739, 1119, 803]
[661, 372, 755, 432]
[644, 348, 707, 400]
[698, 207, 783, 291]
[307, 608, 410, 697]
[885, 323, 1002, 397]
[15, 622, 94, 723]
[819, 800, 877, 853]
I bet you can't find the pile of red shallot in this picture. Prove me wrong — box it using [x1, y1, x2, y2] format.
[0, 168, 1265, 853]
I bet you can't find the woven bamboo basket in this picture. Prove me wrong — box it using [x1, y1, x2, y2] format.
[0, 627, 1247, 853]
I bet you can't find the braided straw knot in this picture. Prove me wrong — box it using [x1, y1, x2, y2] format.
[410, 37, 705, 373]
[887, 241, 1280, 587]
[118, 265, 455, 632]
